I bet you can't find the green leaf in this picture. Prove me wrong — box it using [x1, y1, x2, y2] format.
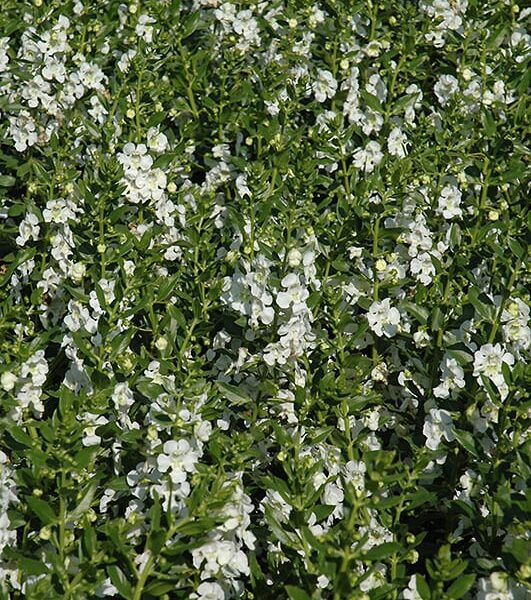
[107, 565, 133, 599]
[508, 238, 525, 259]
[416, 575, 431, 600]
[0, 249, 36, 287]
[82, 524, 97, 558]
[0, 175, 15, 186]
[363, 542, 403, 561]
[18, 557, 50, 576]
[446, 574, 476, 599]
[285, 585, 311, 600]
[144, 581, 176, 596]
[217, 381, 253, 406]
[26, 496, 56, 525]
[454, 429, 479, 458]
[67, 480, 98, 523]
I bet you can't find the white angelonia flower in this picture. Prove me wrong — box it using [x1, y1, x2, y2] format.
[359, 512, 393, 549]
[423, 408, 455, 451]
[366, 73, 387, 103]
[0, 454, 18, 556]
[476, 572, 528, 600]
[88, 95, 108, 124]
[80, 413, 108, 446]
[118, 143, 153, 176]
[367, 298, 401, 338]
[410, 252, 435, 285]
[265, 100, 280, 116]
[235, 174, 251, 198]
[16, 213, 40, 246]
[191, 582, 225, 600]
[78, 61, 106, 90]
[147, 127, 168, 153]
[20, 350, 48, 387]
[388, 127, 408, 158]
[43, 198, 76, 223]
[192, 539, 250, 579]
[9, 110, 39, 152]
[0, 37, 10, 72]
[400, 575, 422, 600]
[437, 184, 462, 219]
[473, 343, 514, 400]
[136, 14, 156, 43]
[156, 439, 199, 484]
[433, 357, 466, 399]
[95, 578, 119, 597]
[64, 300, 98, 334]
[345, 460, 366, 493]
[434, 74, 459, 106]
[352, 141, 383, 173]
[111, 382, 135, 412]
[313, 69, 337, 103]
[276, 273, 309, 313]
[1, 371, 17, 392]
[260, 489, 292, 523]
[501, 298, 530, 352]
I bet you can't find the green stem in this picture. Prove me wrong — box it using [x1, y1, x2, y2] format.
[488, 262, 520, 343]
[132, 554, 155, 600]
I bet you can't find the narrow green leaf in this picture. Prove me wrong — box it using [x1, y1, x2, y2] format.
[26, 496, 56, 525]
[446, 574, 476, 599]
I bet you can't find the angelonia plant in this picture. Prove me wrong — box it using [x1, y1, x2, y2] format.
[0, 0, 529, 599]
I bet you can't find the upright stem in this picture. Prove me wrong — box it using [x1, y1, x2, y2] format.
[132, 554, 155, 600]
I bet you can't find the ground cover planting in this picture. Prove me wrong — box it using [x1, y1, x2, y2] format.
[0, 1, 529, 598]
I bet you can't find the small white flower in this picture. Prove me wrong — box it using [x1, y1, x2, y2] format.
[1, 371, 17, 392]
[423, 408, 455, 451]
[111, 382, 135, 411]
[313, 69, 337, 103]
[353, 141, 383, 173]
[388, 126, 408, 157]
[367, 298, 401, 338]
[434, 74, 459, 106]
[276, 273, 309, 313]
[157, 439, 199, 484]
[473, 343, 514, 400]
[437, 184, 462, 219]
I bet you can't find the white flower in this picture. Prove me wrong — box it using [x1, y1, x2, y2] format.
[260, 489, 292, 523]
[111, 382, 135, 411]
[367, 298, 401, 338]
[400, 574, 422, 600]
[437, 184, 462, 219]
[410, 252, 435, 285]
[192, 539, 250, 579]
[276, 273, 309, 313]
[434, 74, 459, 106]
[1, 371, 17, 392]
[476, 572, 528, 600]
[136, 14, 156, 43]
[352, 141, 383, 173]
[191, 582, 225, 600]
[147, 127, 168, 153]
[81, 413, 108, 447]
[433, 357, 466, 399]
[473, 343, 514, 400]
[388, 126, 408, 158]
[157, 439, 199, 484]
[16, 213, 40, 246]
[313, 69, 337, 103]
[423, 408, 455, 451]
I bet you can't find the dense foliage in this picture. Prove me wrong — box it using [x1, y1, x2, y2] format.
[0, 0, 529, 598]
